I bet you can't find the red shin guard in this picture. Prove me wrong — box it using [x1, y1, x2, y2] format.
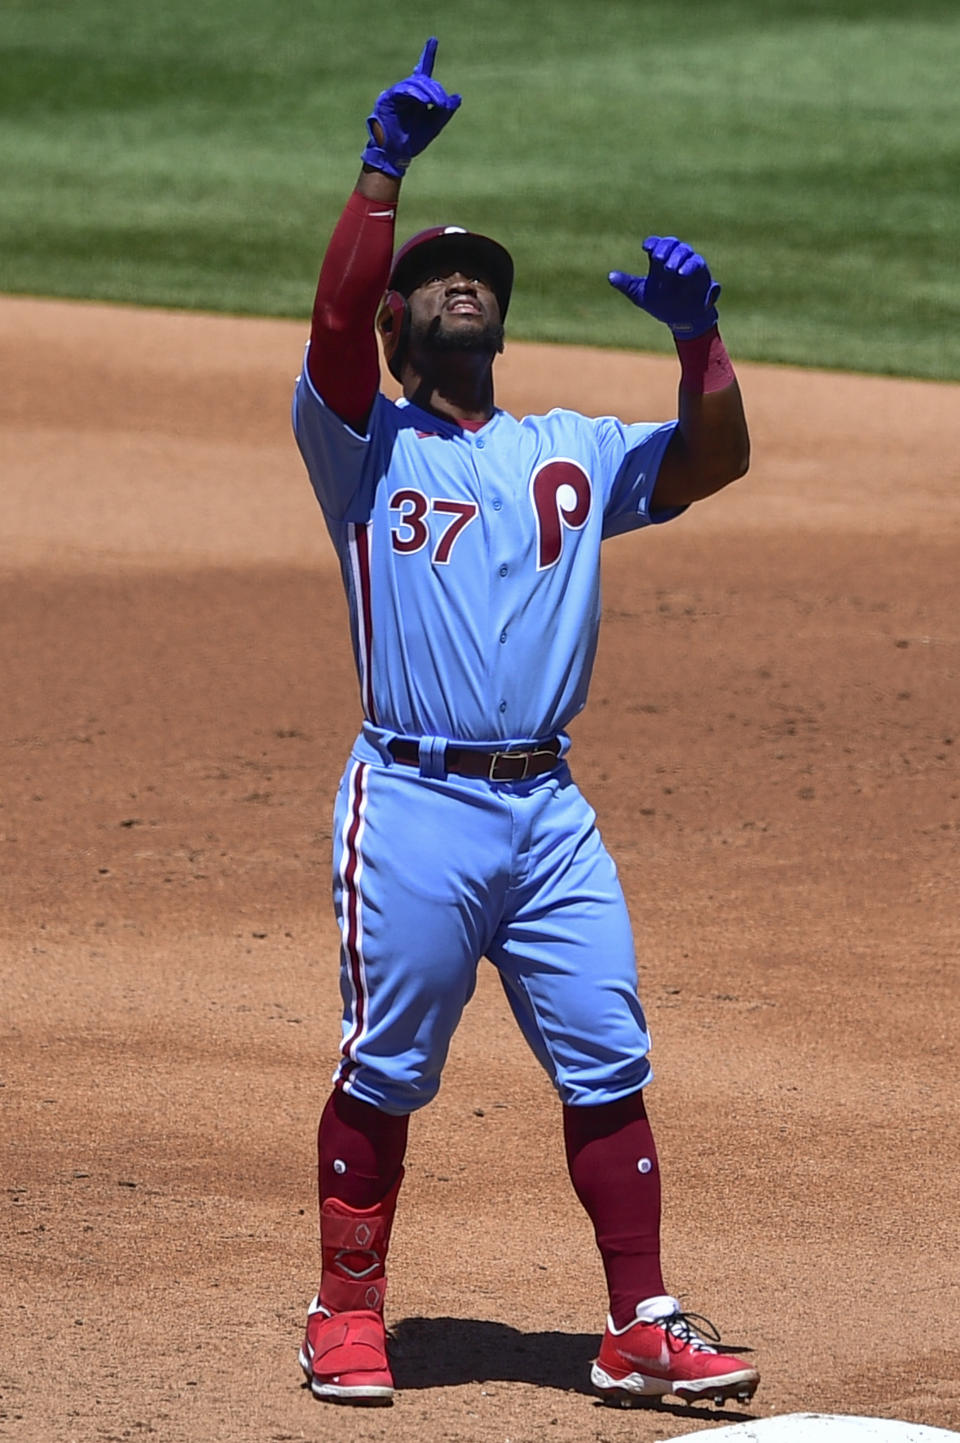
[319, 1169, 403, 1316]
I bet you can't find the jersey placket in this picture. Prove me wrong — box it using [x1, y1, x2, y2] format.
[464, 422, 521, 729]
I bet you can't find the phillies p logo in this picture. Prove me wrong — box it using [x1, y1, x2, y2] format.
[530, 459, 593, 570]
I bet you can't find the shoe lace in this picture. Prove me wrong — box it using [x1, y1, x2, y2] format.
[659, 1308, 753, 1356]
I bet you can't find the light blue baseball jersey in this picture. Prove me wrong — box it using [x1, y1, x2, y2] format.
[292, 355, 682, 746]
[293, 354, 685, 1111]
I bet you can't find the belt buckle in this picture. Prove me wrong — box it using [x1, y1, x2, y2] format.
[488, 749, 528, 782]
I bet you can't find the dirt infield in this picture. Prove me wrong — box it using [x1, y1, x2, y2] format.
[2, 294, 958, 1443]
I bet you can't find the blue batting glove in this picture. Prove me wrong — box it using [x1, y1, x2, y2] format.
[361, 38, 462, 178]
[609, 236, 721, 338]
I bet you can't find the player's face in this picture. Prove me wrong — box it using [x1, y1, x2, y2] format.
[406, 262, 505, 361]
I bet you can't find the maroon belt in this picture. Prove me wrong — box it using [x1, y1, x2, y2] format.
[388, 737, 562, 782]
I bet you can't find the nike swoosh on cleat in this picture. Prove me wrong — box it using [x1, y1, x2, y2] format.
[621, 1343, 671, 1371]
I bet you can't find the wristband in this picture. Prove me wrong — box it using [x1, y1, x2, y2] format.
[675, 327, 736, 395]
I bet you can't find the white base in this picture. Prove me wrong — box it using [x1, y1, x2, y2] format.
[660, 1415, 960, 1443]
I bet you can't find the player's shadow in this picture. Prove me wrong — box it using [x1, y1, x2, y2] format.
[389, 1316, 597, 1395]
[389, 1316, 758, 1421]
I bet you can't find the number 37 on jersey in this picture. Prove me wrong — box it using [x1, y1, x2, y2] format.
[389, 459, 593, 571]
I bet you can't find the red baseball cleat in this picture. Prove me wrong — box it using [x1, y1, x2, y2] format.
[590, 1294, 759, 1407]
[298, 1294, 394, 1405]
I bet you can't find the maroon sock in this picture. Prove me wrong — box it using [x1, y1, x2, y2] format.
[563, 1090, 666, 1328]
[318, 1087, 409, 1211]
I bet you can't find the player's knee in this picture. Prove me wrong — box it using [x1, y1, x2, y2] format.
[345, 1061, 442, 1115]
[555, 1057, 653, 1108]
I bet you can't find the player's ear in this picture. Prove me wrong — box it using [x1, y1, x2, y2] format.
[376, 290, 405, 337]
[377, 290, 409, 380]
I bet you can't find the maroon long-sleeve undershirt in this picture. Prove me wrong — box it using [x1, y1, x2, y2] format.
[306, 189, 397, 432]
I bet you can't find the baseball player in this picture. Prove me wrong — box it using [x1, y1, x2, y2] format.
[292, 39, 759, 1409]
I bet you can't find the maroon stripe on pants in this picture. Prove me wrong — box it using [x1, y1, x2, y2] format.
[338, 762, 368, 1079]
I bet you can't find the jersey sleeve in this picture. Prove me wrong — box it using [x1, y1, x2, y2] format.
[593, 416, 684, 538]
[292, 352, 386, 522]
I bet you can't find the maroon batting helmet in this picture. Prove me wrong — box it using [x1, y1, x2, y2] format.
[377, 225, 515, 380]
[388, 226, 514, 318]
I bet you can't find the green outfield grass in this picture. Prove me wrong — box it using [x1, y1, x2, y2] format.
[2, 0, 959, 378]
